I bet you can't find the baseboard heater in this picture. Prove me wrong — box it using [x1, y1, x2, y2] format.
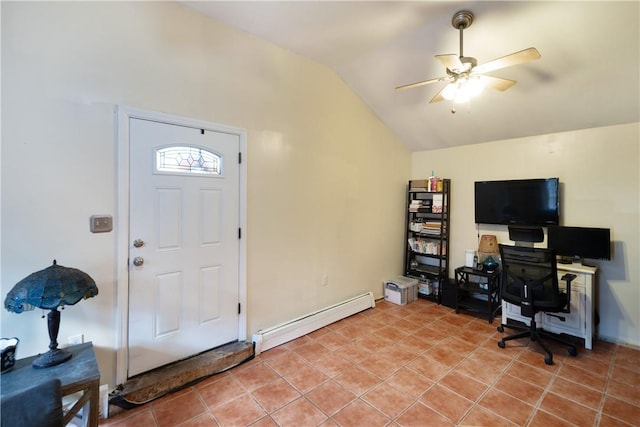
[252, 292, 376, 355]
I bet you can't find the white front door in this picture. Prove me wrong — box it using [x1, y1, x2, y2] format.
[128, 118, 240, 377]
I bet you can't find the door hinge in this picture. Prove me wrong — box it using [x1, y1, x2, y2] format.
[238, 303, 241, 315]
[238, 152, 242, 164]
[201, 129, 205, 134]
[238, 228, 242, 239]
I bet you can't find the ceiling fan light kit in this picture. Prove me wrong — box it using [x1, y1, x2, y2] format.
[396, 10, 541, 113]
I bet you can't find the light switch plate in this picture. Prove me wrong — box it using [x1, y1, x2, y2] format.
[90, 215, 113, 233]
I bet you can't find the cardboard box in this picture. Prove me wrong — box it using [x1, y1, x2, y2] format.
[384, 276, 418, 305]
[410, 180, 428, 189]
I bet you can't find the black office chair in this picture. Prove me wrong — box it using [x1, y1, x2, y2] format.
[497, 244, 577, 365]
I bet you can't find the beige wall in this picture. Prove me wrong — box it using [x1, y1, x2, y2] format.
[413, 122, 640, 346]
[1, 2, 410, 387]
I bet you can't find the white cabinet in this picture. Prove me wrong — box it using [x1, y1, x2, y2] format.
[501, 263, 597, 349]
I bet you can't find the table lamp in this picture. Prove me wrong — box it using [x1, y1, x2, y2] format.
[4, 260, 98, 368]
[478, 234, 500, 271]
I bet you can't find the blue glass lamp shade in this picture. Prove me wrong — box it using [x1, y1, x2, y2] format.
[4, 260, 98, 368]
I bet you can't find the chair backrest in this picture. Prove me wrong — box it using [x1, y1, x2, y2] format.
[499, 244, 563, 315]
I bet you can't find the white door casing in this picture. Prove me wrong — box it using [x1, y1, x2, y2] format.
[116, 107, 247, 383]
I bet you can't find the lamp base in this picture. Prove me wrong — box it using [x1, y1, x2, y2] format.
[32, 348, 72, 369]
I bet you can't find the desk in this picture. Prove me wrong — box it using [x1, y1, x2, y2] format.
[1, 342, 100, 426]
[454, 266, 501, 323]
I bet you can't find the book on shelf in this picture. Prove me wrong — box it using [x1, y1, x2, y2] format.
[431, 194, 443, 213]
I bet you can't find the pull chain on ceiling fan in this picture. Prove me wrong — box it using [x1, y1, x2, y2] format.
[395, 10, 541, 112]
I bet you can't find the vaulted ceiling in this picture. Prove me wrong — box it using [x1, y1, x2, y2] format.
[182, 1, 639, 151]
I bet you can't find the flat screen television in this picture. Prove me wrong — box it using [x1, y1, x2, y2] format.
[474, 178, 559, 226]
[547, 226, 611, 262]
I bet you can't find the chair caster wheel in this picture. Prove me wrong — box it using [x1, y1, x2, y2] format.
[568, 347, 577, 357]
[544, 356, 553, 365]
[498, 341, 505, 349]
[497, 325, 504, 333]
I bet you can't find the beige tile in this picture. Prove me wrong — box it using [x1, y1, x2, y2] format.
[292, 341, 331, 362]
[492, 373, 545, 406]
[439, 371, 488, 402]
[198, 375, 247, 409]
[420, 383, 473, 424]
[210, 395, 266, 427]
[335, 341, 374, 363]
[395, 402, 455, 427]
[232, 362, 279, 391]
[406, 354, 450, 382]
[615, 345, 640, 372]
[601, 395, 640, 426]
[334, 366, 381, 396]
[251, 378, 301, 413]
[376, 342, 421, 365]
[104, 409, 157, 427]
[312, 352, 355, 378]
[607, 378, 640, 407]
[283, 364, 329, 393]
[332, 399, 390, 427]
[598, 412, 639, 427]
[527, 409, 575, 427]
[270, 397, 327, 426]
[313, 331, 351, 351]
[556, 362, 608, 391]
[151, 390, 207, 427]
[548, 376, 603, 409]
[539, 392, 598, 426]
[477, 388, 534, 426]
[384, 367, 434, 400]
[611, 364, 640, 388]
[504, 361, 554, 389]
[362, 382, 416, 419]
[249, 415, 278, 427]
[456, 355, 504, 385]
[360, 353, 402, 379]
[305, 380, 356, 416]
[425, 342, 467, 367]
[459, 405, 518, 426]
[564, 352, 611, 377]
[179, 413, 218, 427]
[263, 350, 309, 376]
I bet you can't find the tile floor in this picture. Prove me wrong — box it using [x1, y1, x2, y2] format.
[102, 299, 639, 426]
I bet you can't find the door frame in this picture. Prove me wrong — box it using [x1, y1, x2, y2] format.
[115, 106, 247, 385]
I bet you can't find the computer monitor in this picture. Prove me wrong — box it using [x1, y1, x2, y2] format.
[547, 226, 611, 264]
[508, 226, 544, 248]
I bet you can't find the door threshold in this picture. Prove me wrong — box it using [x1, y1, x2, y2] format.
[109, 341, 254, 413]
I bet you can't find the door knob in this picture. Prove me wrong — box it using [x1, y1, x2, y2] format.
[133, 239, 144, 248]
[133, 257, 144, 267]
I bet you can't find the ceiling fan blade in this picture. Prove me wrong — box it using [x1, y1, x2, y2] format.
[435, 54, 463, 72]
[473, 47, 541, 74]
[479, 75, 517, 91]
[429, 86, 448, 103]
[395, 76, 450, 91]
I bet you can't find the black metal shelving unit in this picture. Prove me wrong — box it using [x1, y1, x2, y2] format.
[404, 179, 450, 303]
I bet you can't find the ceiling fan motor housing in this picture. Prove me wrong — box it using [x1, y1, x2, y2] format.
[452, 10, 474, 30]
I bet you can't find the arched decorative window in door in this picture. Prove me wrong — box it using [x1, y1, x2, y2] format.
[155, 146, 222, 176]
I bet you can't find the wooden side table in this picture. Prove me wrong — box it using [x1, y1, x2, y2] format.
[1, 342, 100, 426]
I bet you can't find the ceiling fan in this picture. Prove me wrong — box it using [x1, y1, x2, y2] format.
[395, 10, 541, 109]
